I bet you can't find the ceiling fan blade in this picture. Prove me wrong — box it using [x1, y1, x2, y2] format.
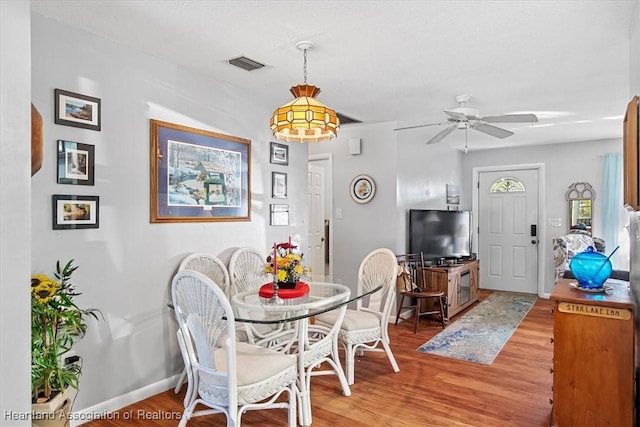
[481, 113, 539, 123]
[443, 109, 468, 121]
[393, 122, 448, 131]
[427, 125, 457, 144]
[473, 123, 514, 139]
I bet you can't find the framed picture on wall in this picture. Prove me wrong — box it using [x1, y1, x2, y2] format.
[54, 89, 101, 131]
[446, 184, 460, 205]
[57, 140, 95, 185]
[272, 172, 287, 199]
[270, 142, 289, 165]
[350, 174, 376, 204]
[150, 119, 251, 223]
[52, 194, 100, 230]
[270, 204, 289, 226]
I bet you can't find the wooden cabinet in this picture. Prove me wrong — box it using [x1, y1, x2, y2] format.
[422, 260, 479, 318]
[550, 279, 635, 427]
[623, 95, 639, 210]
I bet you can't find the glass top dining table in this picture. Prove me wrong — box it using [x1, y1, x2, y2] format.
[230, 281, 382, 324]
[230, 281, 382, 427]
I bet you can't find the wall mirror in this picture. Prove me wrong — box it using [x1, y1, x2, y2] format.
[566, 182, 595, 235]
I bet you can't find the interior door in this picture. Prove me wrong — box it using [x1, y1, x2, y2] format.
[307, 163, 326, 280]
[478, 168, 539, 293]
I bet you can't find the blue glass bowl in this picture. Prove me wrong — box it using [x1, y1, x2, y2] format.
[569, 246, 612, 289]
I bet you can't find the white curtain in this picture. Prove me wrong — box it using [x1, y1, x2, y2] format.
[601, 152, 628, 270]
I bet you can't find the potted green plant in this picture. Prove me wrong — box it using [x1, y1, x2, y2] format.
[31, 260, 101, 426]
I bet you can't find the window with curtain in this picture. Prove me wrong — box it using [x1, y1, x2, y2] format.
[601, 152, 628, 270]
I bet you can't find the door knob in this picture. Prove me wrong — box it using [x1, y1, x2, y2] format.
[321, 237, 325, 242]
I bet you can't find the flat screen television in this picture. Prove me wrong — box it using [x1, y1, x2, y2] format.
[408, 209, 472, 260]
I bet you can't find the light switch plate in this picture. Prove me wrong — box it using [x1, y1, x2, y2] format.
[547, 217, 562, 227]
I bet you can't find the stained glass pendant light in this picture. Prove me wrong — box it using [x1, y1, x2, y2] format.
[270, 41, 339, 143]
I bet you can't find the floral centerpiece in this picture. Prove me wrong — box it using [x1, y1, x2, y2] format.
[31, 259, 102, 406]
[265, 238, 309, 288]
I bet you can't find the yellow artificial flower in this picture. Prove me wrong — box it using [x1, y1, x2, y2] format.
[277, 270, 287, 282]
[31, 275, 60, 304]
[265, 240, 309, 283]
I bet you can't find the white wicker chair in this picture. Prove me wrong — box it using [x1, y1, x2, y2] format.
[298, 288, 352, 426]
[228, 247, 267, 296]
[172, 270, 297, 427]
[174, 253, 233, 404]
[228, 247, 297, 348]
[179, 252, 231, 297]
[314, 248, 400, 385]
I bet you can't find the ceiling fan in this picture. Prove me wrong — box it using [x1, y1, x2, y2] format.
[394, 95, 539, 146]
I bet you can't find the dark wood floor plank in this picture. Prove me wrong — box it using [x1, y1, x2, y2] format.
[83, 290, 554, 426]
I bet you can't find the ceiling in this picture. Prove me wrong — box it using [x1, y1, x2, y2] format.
[31, 1, 637, 151]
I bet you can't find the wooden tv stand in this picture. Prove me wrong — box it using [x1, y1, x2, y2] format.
[421, 260, 479, 319]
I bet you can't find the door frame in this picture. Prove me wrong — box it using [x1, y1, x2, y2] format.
[471, 163, 546, 297]
[308, 153, 333, 280]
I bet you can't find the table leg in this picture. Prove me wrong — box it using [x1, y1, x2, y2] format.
[297, 317, 312, 427]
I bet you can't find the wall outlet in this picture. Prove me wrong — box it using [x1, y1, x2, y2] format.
[63, 351, 80, 367]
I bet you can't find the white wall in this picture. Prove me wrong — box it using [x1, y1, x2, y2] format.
[396, 131, 464, 252]
[0, 2, 32, 425]
[309, 122, 399, 287]
[631, 0, 640, 96]
[30, 13, 309, 412]
[461, 138, 622, 294]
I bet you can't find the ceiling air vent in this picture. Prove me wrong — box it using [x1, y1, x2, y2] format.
[227, 56, 265, 72]
[337, 112, 361, 126]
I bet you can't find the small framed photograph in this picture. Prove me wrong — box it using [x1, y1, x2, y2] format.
[272, 172, 288, 199]
[270, 141, 289, 166]
[52, 194, 100, 230]
[446, 184, 460, 205]
[270, 204, 289, 226]
[54, 89, 101, 131]
[57, 140, 95, 185]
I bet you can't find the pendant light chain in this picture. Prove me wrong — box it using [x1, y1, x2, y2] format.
[303, 48, 308, 85]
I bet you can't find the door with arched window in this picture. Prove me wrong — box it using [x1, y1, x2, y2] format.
[478, 169, 539, 293]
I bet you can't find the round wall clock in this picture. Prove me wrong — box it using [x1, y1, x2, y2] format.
[350, 174, 376, 204]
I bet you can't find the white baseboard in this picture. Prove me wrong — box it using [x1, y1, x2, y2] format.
[70, 374, 181, 426]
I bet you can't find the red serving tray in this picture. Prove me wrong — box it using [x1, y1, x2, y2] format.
[259, 282, 310, 299]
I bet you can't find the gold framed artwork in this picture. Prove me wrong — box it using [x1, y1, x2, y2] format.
[150, 120, 251, 223]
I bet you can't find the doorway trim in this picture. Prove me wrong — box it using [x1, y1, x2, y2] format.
[309, 153, 333, 280]
[472, 163, 547, 298]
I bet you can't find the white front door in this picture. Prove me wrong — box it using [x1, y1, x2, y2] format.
[307, 163, 326, 280]
[478, 168, 539, 293]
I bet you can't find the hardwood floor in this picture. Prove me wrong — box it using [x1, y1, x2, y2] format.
[83, 290, 554, 427]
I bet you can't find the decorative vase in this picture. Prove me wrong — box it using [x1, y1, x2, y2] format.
[569, 246, 612, 289]
[278, 281, 299, 290]
[32, 388, 71, 427]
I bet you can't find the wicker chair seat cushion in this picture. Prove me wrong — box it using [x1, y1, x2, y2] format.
[316, 309, 379, 331]
[209, 341, 296, 386]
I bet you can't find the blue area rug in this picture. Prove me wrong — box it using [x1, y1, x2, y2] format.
[417, 292, 537, 365]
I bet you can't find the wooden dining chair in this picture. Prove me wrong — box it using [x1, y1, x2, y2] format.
[395, 252, 447, 333]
